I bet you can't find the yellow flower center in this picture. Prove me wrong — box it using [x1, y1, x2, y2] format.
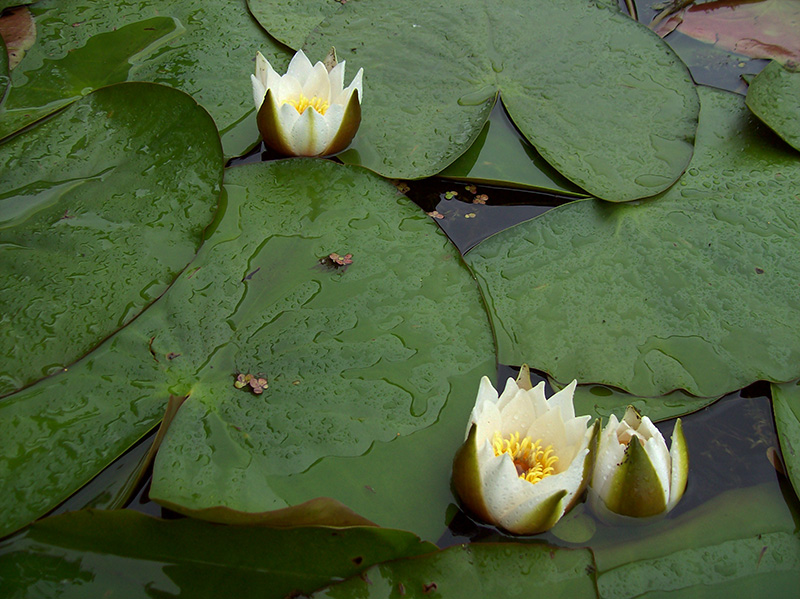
[284, 94, 329, 115]
[492, 432, 558, 484]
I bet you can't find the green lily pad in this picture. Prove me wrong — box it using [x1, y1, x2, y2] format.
[0, 511, 437, 598]
[569, 380, 720, 422]
[438, 102, 588, 194]
[465, 86, 800, 398]
[746, 61, 800, 153]
[0, 82, 222, 395]
[247, 0, 339, 50]
[0, 0, 288, 156]
[288, 0, 699, 201]
[311, 543, 597, 598]
[772, 380, 800, 502]
[0, 159, 494, 540]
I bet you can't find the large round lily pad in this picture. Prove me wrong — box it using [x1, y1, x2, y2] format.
[288, 0, 699, 201]
[0, 0, 288, 156]
[465, 87, 800, 398]
[0, 159, 494, 540]
[746, 60, 800, 153]
[0, 82, 222, 395]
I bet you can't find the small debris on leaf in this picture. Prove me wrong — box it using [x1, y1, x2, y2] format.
[319, 252, 353, 271]
[426, 210, 444, 219]
[392, 180, 411, 194]
[235, 373, 269, 394]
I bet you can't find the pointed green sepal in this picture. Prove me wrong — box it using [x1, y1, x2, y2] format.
[668, 418, 689, 510]
[603, 436, 667, 517]
[452, 424, 492, 524]
[325, 90, 361, 155]
[256, 88, 295, 156]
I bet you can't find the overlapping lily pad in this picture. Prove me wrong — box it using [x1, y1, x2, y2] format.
[0, 158, 494, 540]
[465, 86, 800, 398]
[0, 0, 288, 155]
[0, 82, 222, 395]
[746, 61, 800, 153]
[772, 380, 800, 501]
[0, 511, 437, 598]
[253, 0, 700, 201]
[311, 543, 597, 598]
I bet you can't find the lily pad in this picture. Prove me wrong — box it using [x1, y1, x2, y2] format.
[0, 159, 494, 540]
[282, 0, 700, 201]
[772, 380, 800, 501]
[465, 86, 800, 397]
[0, 0, 289, 156]
[0, 82, 222, 395]
[746, 60, 800, 152]
[247, 0, 339, 50]
[311, 543, 597, 598]
[438, 102, 588, 195]
[0, 511, 437, 598]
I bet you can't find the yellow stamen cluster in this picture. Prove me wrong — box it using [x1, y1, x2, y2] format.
[492, 432, 558, 484]
[284, 94, 329, 115]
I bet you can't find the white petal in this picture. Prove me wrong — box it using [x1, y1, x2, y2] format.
[498, 391, 535, 437]
[251, 74, 266, 111]
[525, 405, 568, 469]
[288, 105, 332, 156]
[255, 51, 270, 86]
[275, 75, 304, 106]
[643, 435, 671, 506]
[479, 449, 528, 522]
[474, 400, 501, 447]
[528, 382, 549, 418]
[496, 378, 520, 411]
[303, 61, 332, 102]
[334, 67, 363, 105]
[286, 49, 314, 84]
[547, 380, 577, 421]
[328, 61, 346, 97]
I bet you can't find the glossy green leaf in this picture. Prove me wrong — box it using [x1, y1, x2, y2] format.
[0, 82, 222, 395]
[571, 381, 719, 422]
[0, 159, 494, 539]
[0, 511, 437, 598]
[292, 0, 698, 201]
[247, 0, 339, 50]
[0, 0, 288, 156]
[772, 380, 800, 502]
[746, 61, 800, 153]
[439, 102, 588, 194]
[465, 86, 800, 397]
[311, 543, 597, 598]
[0, 0, 34, 11]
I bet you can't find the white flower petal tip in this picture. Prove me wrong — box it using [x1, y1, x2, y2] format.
[590, 406, 689, 519]
[252, 49, 362, 157]
[452, 367, 598, 535]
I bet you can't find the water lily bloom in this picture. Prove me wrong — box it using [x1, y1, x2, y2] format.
[251, 49, 363, 157]
[452, 366, 598, 535]
[591, 406, 689, 518]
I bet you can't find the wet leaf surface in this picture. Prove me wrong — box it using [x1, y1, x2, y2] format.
[0, 510, 437, 599]
[746, 60, 800, 152]
[277, 0, 702, 201]
[465, 86, 800, 397]
[772, 380, 800, 502]
[0, 159, 494, 540]
[311, 543, 597, 598]
[0, 82, 223, 395]
[0, 0, 289, 156]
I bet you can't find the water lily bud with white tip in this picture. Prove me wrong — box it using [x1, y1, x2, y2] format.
[452, 365, 599, 535]
[251, 49, 363, 157]
[590, 406, 689, 518]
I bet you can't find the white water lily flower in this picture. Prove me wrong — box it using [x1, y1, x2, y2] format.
[452, 366, 598, 535]
[590, 406, 689, 518]
[251, 49, 363, 157]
